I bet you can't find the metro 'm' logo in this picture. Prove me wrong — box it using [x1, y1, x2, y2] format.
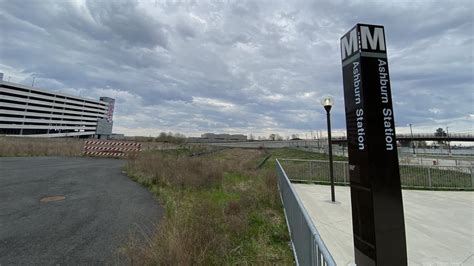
[341, 25, 386, 60]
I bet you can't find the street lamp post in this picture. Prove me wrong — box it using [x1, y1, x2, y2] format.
[408, 123, 415, 156]
[446, 127, 451, 155]
[321, 95, 335, 202]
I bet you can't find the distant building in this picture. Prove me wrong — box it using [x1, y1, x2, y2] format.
[109, 133, 125, 140]
[0, 73, 114, 138]
[201, 133, 247, 142]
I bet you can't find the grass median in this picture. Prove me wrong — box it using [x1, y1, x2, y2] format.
[123, 148, 293, 264]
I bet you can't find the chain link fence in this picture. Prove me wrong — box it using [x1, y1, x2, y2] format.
[279, 159, 474, 189]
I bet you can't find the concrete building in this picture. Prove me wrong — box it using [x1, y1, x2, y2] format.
[0, 74, 115, 138]
[201, 133, 247, 142]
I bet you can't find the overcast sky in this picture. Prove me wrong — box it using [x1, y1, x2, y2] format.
[1, 0, 472, 137]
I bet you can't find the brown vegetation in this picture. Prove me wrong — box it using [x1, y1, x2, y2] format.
[138, 141, 180, 152]
[0, 137, 186, 157]
[124, 148, 293, 265]
[0, 137, 83, 157]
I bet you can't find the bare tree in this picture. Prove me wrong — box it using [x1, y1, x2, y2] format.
[249, 134, 255, 141]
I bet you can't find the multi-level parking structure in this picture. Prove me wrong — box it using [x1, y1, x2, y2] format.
[0, 77, 114, 138]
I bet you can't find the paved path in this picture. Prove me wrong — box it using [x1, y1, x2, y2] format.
[0, 157, 162, 264]
[293, 184, 474, 265]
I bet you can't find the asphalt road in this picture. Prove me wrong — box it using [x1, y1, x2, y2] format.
[0, 157, 162, 264]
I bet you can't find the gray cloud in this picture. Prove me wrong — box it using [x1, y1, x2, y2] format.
[0, 0, 472, 137]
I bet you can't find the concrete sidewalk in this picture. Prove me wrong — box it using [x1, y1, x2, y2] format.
[293, 184, 474, 265]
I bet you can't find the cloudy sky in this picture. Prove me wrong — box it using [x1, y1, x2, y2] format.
[0, 0, 472, 137]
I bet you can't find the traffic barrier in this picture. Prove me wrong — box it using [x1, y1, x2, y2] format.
[83, 140, 141, 158]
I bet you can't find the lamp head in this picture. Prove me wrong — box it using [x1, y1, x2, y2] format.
[321, 95, 334, 112]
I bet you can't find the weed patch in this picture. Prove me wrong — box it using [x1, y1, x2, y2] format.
[0, 137, 83, 157]
[124, 148, 293, 264]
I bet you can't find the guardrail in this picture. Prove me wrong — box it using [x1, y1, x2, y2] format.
[322, 133, 474, 142]
[83, 140, 141, 158]
[396, 133, 474, 140]
[276, 159, 336, 266]
[279, 159, 474, 190]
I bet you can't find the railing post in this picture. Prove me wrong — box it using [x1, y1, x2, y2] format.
[471, 167, 474, 188]
[343, 162, 347, 184]
[309, 161, 313, 181]
[428, 167, 432, 188]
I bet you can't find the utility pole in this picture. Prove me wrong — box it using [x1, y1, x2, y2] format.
[446, 126, 451, 155]
[409, 123, 415, 156]
[317, 130, 320, 148]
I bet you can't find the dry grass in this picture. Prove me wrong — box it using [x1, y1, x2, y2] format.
[127, 153, 224, 189]
[124, 148, 293, 265]
[0, 137, 185, 157]
[139, 142, 180, 152]
[0, 137, 83, 157]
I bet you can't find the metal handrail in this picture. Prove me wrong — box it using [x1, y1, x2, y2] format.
[279, 159, 474, 189]
[276, 159, 336, 265]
